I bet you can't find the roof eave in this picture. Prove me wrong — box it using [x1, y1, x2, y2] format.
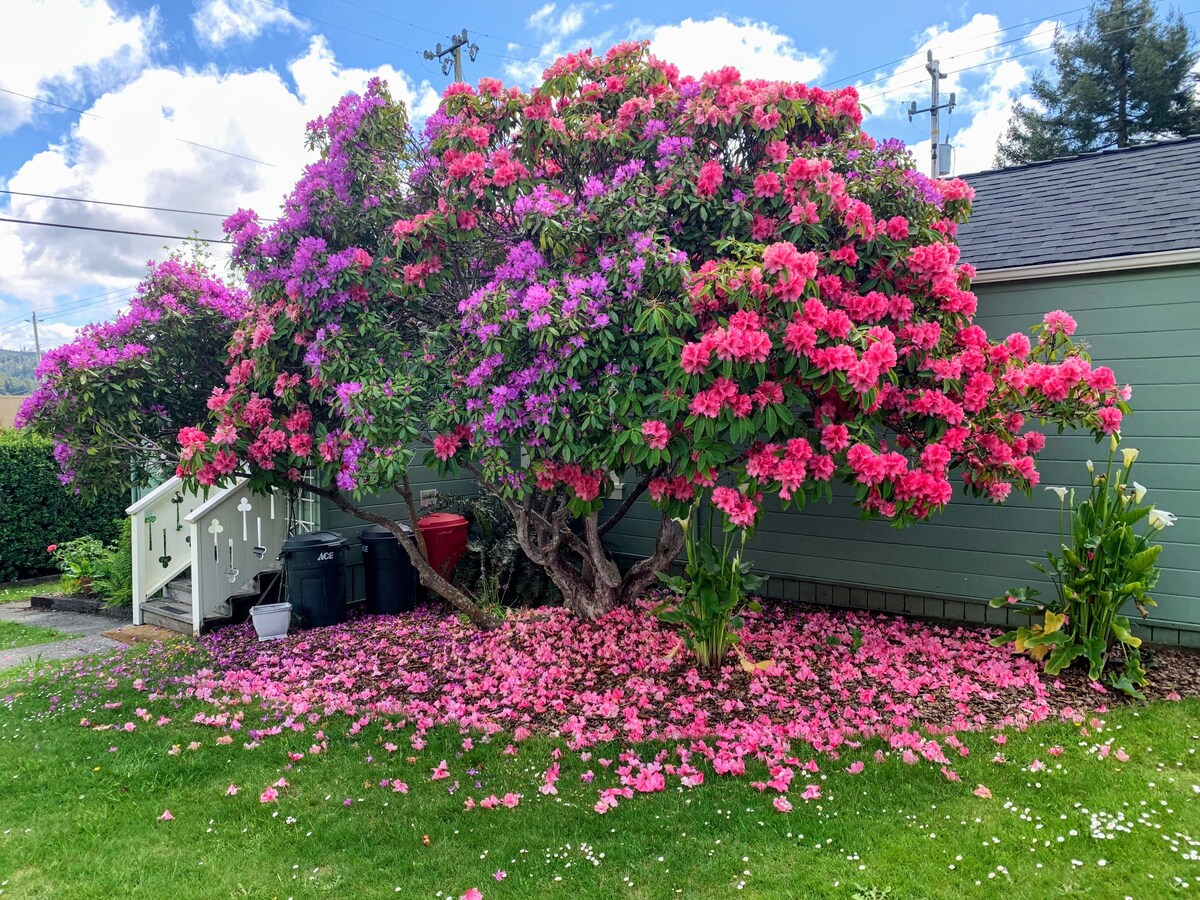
[972, 247, 1200, 284]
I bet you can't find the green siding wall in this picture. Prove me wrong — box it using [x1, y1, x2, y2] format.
[318, 459, 477, 600]
[603, 264, 1200, 634]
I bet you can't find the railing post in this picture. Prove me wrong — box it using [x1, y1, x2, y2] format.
[131, 510, 145, 626]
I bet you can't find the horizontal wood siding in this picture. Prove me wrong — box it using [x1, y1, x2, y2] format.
[606, 265, 1200, 632]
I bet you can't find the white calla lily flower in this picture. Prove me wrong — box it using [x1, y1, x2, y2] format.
[1121, 447, 1139, 469]
[1045, 486, 1068, 503]
[1132, 481, 1147, 503]
[1148, 508, 1178, 530]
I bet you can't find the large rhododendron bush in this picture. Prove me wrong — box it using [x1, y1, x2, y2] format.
[386, 43, 1127, 614]
[17, 249, 247, 494]
[36, 43, 1127, 626]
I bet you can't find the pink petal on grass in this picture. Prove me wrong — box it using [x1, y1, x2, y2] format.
[158, 809, 174, 821]
[973, 785, 993, 799]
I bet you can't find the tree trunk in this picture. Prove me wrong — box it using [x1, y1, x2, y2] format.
[503, 485, 680, 620]
[306, 484, 500, 629]
[619, 512, 684, 603]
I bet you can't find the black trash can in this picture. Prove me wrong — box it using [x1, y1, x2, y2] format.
[360, 524, 418, 614]
[280, 531, 348, 628]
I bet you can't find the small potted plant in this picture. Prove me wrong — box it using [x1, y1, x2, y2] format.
[48, 537, 109, 598]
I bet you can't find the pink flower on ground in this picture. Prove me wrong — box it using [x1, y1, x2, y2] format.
[501, 793, 521, 808]
[259, 787, 278, 803]
[158, 809, 174, 821]
[845, 761, 864, 775]
[973, 785, 993, 799]
[461, 890, 484, 900]
[392, 781, 409, 794]
[1047, 746, 1063, 758]
[494, 869, 507, 881]
[801, 784, 821, 801]
[431, 760, 451, 780]
[1029, 759, 1045, 772]
[1115, 749, 1129, 763]
[773, 796, 793, 813]
[225, 784, 239, 796]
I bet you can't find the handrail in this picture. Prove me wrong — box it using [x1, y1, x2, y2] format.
[183, 478, 254, 523]
[126, 475, 190, 516]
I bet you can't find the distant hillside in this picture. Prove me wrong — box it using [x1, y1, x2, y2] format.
[0, 349, 39, 395]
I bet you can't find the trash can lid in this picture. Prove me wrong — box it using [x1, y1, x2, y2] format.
[360, 523, 412, 543]
[280, 530, 348, 553]
[417, 512, 468, 532]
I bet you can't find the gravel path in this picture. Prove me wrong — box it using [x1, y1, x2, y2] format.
[0, 601, 130, 669]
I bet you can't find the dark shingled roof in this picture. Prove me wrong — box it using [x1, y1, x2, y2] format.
[955, 136, 1200, 272]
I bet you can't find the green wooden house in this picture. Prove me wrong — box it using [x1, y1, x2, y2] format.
[323, 138, 1200, 644]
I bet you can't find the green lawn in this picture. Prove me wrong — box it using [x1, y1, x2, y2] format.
[0, 644, 1197, 898]
[0, 579, 62, 604]
[0, 619, 74, 651]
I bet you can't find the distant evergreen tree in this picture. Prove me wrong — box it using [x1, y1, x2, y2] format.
[995, 0, 1200, 166]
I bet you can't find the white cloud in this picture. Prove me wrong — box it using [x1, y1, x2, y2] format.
[0, 37, 438, 343]
[527, 3, 589, 41]
[191, 0, 304, 48]
[0, 0, 155, 135]
[644, 17, 827, 84]
[852, 13, 1061, 175]
[506, 13, 826, 91]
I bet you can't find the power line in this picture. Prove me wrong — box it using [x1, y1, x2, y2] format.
[0, 285, 140, 329]
[0, 216, 229, 244]
[821, 5, 1091, 88]
[0, 86, 274, 168]
[856, 6, 1200, 103]
[253, 0, 425, 54]
[0, 189, 276, 222]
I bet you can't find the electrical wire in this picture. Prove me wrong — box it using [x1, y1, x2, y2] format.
[0, 285, 141, 329]
[0, 189, 276, 222]
[0, 86, 275, 168]
[820, 5, 1090, 88]
[0, 216, 229, 244]
[251, 0, 425, 55]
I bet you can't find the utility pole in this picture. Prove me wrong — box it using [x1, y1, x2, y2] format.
[423, 29, 479, 83]
[28, 311, 41, 364]
[907, 50, 957, 178]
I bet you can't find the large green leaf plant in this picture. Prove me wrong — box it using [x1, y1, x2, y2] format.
[993, 434, 1176, 697]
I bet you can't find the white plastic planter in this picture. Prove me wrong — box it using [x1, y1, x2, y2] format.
[250, 602, 292, 641]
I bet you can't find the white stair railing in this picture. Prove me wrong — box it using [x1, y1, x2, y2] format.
[127, 476, 206, 628]
[128, 476, 289, 635]
[184, 481, 288, 634]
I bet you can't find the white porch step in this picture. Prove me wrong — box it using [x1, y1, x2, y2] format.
[142, 597, 193, 635]
[163, 578, 191, 605]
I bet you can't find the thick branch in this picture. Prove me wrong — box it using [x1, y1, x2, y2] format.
[597, 474, 650, 537]
[300, 481, 500, 629]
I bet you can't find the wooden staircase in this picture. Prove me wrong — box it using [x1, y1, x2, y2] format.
[142, 569, 283, 636]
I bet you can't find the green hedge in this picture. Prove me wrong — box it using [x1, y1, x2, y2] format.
[0, 430, 126, 582]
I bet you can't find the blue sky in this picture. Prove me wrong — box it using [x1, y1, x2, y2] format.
[0, 0, 1086, 350]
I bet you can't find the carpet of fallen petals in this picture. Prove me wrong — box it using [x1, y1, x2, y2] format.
[180, 602, 1068, 768]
